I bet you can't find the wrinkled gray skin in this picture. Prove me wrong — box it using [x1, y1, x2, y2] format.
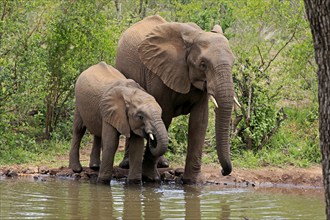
[116, 15, 235, 184]
[69, 62, 168, 184]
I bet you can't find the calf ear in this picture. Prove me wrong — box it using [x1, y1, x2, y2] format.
[100, 86, 131, 138]
[123, 79, 146, 92]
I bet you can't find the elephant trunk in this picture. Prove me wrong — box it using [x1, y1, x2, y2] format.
[213, 65, 234, 176]
[148, 117, 168, 157]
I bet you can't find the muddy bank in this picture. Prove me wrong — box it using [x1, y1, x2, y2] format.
[0, 164, 323, 189]
[1, 142, 320, 188]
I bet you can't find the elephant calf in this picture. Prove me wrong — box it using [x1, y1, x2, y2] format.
[69, 61, 168, 184]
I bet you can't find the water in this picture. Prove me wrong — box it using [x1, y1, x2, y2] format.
[0, 177, 325, 219]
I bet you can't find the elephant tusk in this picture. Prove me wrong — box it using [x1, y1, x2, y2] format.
[149, 133, 154, 141]
[210, 95, 219, 108]
[234, 96, 241, 108]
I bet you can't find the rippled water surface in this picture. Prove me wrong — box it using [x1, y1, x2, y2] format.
[0, 177, 325, 219]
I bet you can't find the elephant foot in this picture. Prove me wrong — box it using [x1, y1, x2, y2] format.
[97, 176, 111, 185]
[182, 178, 197, 185]
[221, 167, 232, 176]
[127, 178, 142, 185]
[182, 173, 205, 185]
[89, 163, 100, 171]
[120, 156, 169, 169]
[142, 166, 161, 183]
[69, 163, 83, 173]
[142, 174, 161, 183]
[119, 158, 129, 169]
[157, 155, 169, 168]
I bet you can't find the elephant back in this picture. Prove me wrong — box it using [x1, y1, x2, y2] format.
[77, 62, 125, 91]
[118, 15, 166, 47]
[115, 15, 166, 82]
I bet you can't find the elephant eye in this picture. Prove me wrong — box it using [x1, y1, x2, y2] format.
[137, 113, 144, 120]
[200, 61, 207, 71]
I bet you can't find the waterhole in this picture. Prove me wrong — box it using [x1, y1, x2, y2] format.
[0, 177, 325, 219]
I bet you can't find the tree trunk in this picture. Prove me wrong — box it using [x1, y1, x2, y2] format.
[304, 1, 330, 218]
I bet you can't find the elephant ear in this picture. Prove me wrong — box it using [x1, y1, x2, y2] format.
[100, 85, 131, 138]
[138, 22, 202, 94]
[211, 24, 223, 34]
[125, 79, 146, 92]
[113, 78, 145, 92]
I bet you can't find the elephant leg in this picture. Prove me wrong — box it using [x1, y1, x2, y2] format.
[127, 134, 144, 184]
[89, 135, 101, 170]
[142, 142, 161, 182]
[157, 155, 169, 168]
[119, 137, 130, 169]
[97, 123, 119, 184]
[120, 138, 169, 169]
[183, 94, 208, 184]
[69, 108, 86, 173]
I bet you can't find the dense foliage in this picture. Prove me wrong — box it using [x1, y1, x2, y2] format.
[0, 0, 320, 167]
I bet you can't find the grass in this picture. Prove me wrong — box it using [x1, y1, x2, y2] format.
[0, 106, 321, 170]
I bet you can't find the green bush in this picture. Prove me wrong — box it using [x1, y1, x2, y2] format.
[0, 0, 320, 168]
[232, 106, 320, 168]
[166, 115, 189, 163]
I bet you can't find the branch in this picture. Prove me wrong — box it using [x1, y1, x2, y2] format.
[231, 115, 243, 138]
[22, 9, 46, 50]
[53, 90, 71, 129]
[262, 30, 296, 72]
[1, 1, 7, 21]
[269, 85, 283, 100]
[236, 74, 248, 124]
[0, 2, 8, 52]
[257, 46, 265, 68]
[247, 79, 252, 121]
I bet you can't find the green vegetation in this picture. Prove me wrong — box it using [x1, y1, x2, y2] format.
[0, 0, 320, 168]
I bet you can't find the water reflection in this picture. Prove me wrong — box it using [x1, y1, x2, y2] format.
[0, 178, 325, 220]
[122, 184, 162, 219]
[184, 185, 201, 219]
[66, 180, 116, 219]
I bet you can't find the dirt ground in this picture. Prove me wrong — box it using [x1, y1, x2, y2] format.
[0, 144, 323, 189]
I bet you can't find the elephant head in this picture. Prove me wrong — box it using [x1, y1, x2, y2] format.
[100, 80, 168, 157]
[138, 22, 234, 175]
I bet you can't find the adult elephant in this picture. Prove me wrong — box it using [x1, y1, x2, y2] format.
[115, 15, 235, 184]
